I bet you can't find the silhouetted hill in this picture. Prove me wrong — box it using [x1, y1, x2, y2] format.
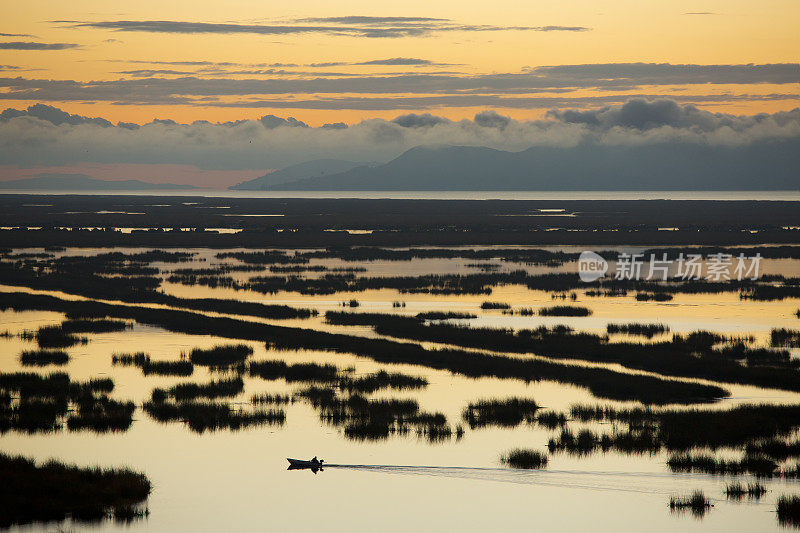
[0, 174, 198, 190]
[270, 142, 800, 190]
[230, 159, 373, 190]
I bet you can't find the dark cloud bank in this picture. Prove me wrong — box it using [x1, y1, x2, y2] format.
[0, 99, 798, 190]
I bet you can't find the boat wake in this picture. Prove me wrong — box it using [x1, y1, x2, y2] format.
[322, 464, 786, 498]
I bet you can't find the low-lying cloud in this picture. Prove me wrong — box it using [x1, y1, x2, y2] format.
[0, 99, 797, 176]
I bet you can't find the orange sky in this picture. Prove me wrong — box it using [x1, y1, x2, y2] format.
[1, 0, 798, 125]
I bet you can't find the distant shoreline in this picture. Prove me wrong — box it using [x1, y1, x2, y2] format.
[1, 190, 799, 201]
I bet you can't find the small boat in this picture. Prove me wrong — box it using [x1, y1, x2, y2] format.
[287, 458, 324, 468]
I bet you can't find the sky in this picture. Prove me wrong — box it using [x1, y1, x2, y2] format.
[0, 1, 798, 186]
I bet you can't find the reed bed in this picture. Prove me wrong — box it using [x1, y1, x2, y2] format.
[724, 482, 767, 500]
[416, 311, 477, 320]
[142, 400, 285, 433]
[480, 301, 510, 310]
[155, 377, 244, 402]
[112, 352, 193, 376]
[1, 292, 729, 404]
[19, 349, 69, 366]
[251, 393, 293, 405]
[462, 398, 540, 428]
[777, 496, 800, 527]
[501, 449, 548, 469]
[606, 322, 669, 338]
[0, 452, 151, 528]
[669, 491, 712, 516]
[188, 344, 253, 366]
[249, 361, 340, 383]
[667, 454, 778, 477]
[59, 318, 130, 334]
[538, 305, 592, 317]
[34, 325, 87, 349]
[0, 372, 129, 433]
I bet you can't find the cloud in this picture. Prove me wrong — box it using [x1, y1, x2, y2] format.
[391, 113, 451, 128]
[57, 19, 590, 38]
[357, 58, 434, 66]
[0, 100, 797, 176]
[0, 33, 35, 37]
[0, 63, 796, 108]
[474, 110, 511, 129]
[0, 42, 80, 50]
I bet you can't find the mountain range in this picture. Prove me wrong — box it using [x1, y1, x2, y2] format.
[0, 174, 199, 190]
[257, 141, 799, 190]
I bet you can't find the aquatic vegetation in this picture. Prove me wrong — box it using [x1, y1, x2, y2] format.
[666, 453, 778, 477]
[59, 318, 129, 334]
[34, 325, 87, 349]
[462, 398, 540, 428]
[113, 352, 194, 376]
[0, 452, 151, 528]
[416, 311, 477, 320]
[606, 323, 669, 338]
[188, 344, 253, 366]
[746, 439, 800, 461]
[143, 400, 285, 433]
[724, 483, 766, 500]
[771, 328, 800, 348]
[66, 397, 135, 432]
[547, 427, 661, 456]
[535, 411, 568, 429]
[669, 491, 712, 516]
[249, 361, 340, 383]
[326, 311, 800, 392]
[339, 370, 428, 394]
[501, 449, 548, 469]
[481, 301, 510, 310]
[251, 393, 293, 405]
[158, 377, 244, 401]
[0, 372, 129, 434]
[538, 305, 592, 317]
[19, 349, 69, 366]
[0, 292, 729, 404]
[777, 496, 800, 527]
[635, 292, 673, 302]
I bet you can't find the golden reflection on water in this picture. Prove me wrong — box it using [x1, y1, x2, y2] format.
[2, 247, 800, 531]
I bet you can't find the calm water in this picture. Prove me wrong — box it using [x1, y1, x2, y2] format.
[1, 189, 799, 200]
[2, 247, 800, 531]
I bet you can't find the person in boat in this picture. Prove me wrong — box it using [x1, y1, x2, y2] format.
[311, 456, 323, 465]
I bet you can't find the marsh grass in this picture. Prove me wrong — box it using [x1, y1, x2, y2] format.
[416, 311, 477, 320]
[35, 326, 87, 349]
[188, 344, 253, 366]
[0, 452, 151, 528]
[158, 377, 244, 401]
[142, 400, 284, 433]
[636, 292, 673, 302]
[339, 370, 428, 394]
[480, 301, 510, 310]
[112, 353, 193, 376]
[251, 393, 293, 405]
[1, 292, 729, 404]
[0, 372, 127, 434]
[20, 349, 69, 366]
[777, 496, 800, 527]
[725, 483, 767, 500]
[607, 323, 669, 338]
[667, 454, 778, 477]
[538, 305, 592, 317]
[59, 318, 129, 334]
[462, 398, 540, 428]
[249, 361, 340, 383]
[501, 449, 548, 469]
[669, 491, 712, 516]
